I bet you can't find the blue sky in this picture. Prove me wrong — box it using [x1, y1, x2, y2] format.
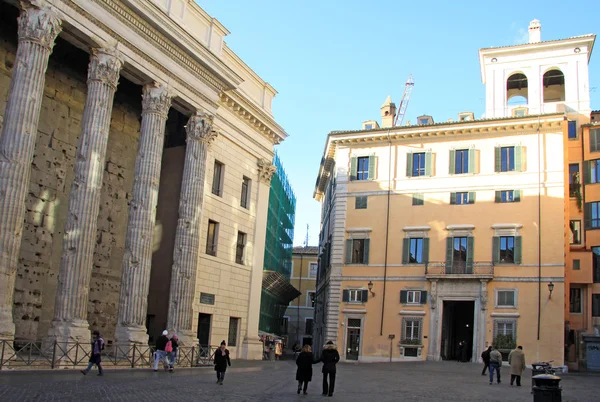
[199, 0, 600, 246]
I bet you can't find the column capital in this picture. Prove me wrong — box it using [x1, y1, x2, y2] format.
[185, 111, 217, 145]
[88, 48, 123, 89]
[257, 158, 276, 184]
[17, 1, 62, 48]
[141, 82, 171, 116]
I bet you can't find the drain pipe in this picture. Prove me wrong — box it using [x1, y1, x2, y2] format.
[537, 117, 542, 341]
[298, 253, 303, 345]
[380, 130, 392, 336]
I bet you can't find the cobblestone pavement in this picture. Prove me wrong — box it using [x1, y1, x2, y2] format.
[0, 359, 598, 401]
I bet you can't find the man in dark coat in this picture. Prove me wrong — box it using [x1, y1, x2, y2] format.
[296, 345, 318, 395]
[154, 330, 169, 371]
[481, 346, 492, 375]
[320, 341, 340, 397]
[81, 330, 104, 376]
[213, 340, 231, 385]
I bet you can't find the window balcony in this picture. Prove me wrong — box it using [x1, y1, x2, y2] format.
[425, 261, 494, 279]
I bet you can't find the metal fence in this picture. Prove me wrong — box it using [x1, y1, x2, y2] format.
[0, 340, 217, 370]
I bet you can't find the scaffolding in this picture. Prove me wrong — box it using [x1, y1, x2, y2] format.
[259, 152, 298, 336]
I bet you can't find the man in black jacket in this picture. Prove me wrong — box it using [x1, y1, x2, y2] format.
[154, 330, 169, 372]
[320, 341, 340, 397]
[481, 346, 492, 375]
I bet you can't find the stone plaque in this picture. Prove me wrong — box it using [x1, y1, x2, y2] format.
[200, 292, 215, 305]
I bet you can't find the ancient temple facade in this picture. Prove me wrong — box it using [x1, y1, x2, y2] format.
[0, 0, 286, 360]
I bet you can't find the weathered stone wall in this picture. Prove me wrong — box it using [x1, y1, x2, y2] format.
[0, 2, 140, 342]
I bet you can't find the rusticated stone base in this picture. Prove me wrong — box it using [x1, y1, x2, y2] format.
[114, 324, 148, 345]
[241, 337, 263, 360]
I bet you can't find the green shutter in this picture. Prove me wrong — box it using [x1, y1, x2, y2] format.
[514, 190, 521, 202]
[422, 238, 430, 264]
[585, 202, 592, 230]
[446, 237, 454, 272]
[363, 239, 370, 264]
[342, 290, 349, 302]
[495, 191, 502, 203]
[466, 237, 474, 273]
[515, 146, 524, 172]
[591, 130, 599, 153]
[350, 157, 357, 180]
[449, 150, 456, 174]
[345, 239, 353, 263]
[402, 238, 410, 264]
[514, 236, 522, 264]
[468, 192, 476, 204]
[406, 152, 413, 177]
[450, 192, 457, 205]
[420, 291, 428, 304]
[425, 152, 433, 176]
[492, 236, 500, 264]
[494, 147, 501, 172]
[361, 289, 369, 302]
[368, 156, 376, 180]
[400, 290, 408, 304]
[584, 161, 592, 185]
[468, 149, 475, 173]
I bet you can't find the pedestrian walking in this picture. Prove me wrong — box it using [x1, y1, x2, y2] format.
[509, 346, 526, 386]
[320, 341, 340, 397]
[461, 340, 469, 362]
[457, 341, 463, 362]
[214, 340, 231, 385]
[296, 344, 318, 395]
[154, 330, 170, 372]
[489, 345, 502, 385]
[80, 330, 104, 376]
[168, 334, 179, 372]
[481, 346, 492, 375]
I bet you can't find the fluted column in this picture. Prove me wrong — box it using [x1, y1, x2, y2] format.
[46, 48, 123, 343]
[0, 2, 61, 340]
[167, 111, 216, 346]
[115, 83, 171, 345]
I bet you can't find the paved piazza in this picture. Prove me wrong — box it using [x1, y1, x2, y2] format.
[0, 359, 598, 401]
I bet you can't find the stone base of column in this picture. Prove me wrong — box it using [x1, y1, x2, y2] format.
[114, 324, 149, 345]
[241, 336, 263, 360]
[44, 320, 91, 366]
[0, 310, 16, 340]
[168, 329, 197, 348]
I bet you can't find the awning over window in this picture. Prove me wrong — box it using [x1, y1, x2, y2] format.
[262, 270, 301, 304]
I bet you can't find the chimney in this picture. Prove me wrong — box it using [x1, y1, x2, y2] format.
[528, 19, 541, 43]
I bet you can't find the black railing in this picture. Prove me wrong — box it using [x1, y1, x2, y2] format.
[0, 340, 217, 370]
[425, 261, 494, 276]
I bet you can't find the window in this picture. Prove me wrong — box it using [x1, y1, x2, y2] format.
[350, 156, 376, 181]
[495, 146, 523, 172]
[454, 237, 467, 265]
[493, 236, 521, 265]
[365, 124, 373, 130]
[573, 259, 580, 270]
[227, 317, 239, 346]
[345, 238, 369, 264]
[400, 290, 427, 304]
[570, 221, 581, 245]
[493, 320, 517, 349]
[406, 152, 433, 177]
[453, 149, 469, 174]
[585, 202, 600, 229]
[343, 289, 369, 303]
[357, 157, 369, 180]
[206, 220, 219, 256]
[235, 231, 246, 264]
[412, 193, 424, 206]
[512, 107, 527, 117]
[569, 164, 580, 196]
[307, 291, 316, 307]
[280, 317, 289, 334]
[308, 262, 318, 278]
[355, 196, 368, 209]
[584, 160, 600, 184]
[495, 190, 521, 203]
[570, 287, 582, 313]
[446, 236, 474, 274]
[419, 117, 430, 125]
[497, 290, 516, 307]
[593, 247, 600, 283]
[212, 161, 224, 196]
[590, 128, 600, 153]
[401, 317, 422, 344]
[412, 152, 426, 176]
[305, 318, 314, 335]
[240, 177, 251, 209]
[402, 237, 430, 264]
[568, 121, 577, 139]
[450, 192, 475, 205]
[593, 294, 600, 317]
[499, 236, 514, 263]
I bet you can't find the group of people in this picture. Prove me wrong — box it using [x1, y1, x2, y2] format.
[481, 345, 526, 386]
[154, 330, 179, 372]
[295, 341, 340, 397]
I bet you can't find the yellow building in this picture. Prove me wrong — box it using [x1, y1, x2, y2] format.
[313, 20, 596, 367]
[284, 247, 319, 347]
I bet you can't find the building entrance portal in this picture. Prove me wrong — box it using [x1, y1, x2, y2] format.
[441, 301, 475, 361]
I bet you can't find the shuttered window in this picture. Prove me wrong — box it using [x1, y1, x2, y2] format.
[446, 236, 474, 274]
[350, 156, 377, 180]
[412, 193, 424, 206]
[492, 236, 522, 264]
[406, 152, 433, 177]
[355, 196, 368, 209]
[495, 190, 521, 203]
[494, 146, 525, 172]
[402, 237, 429, 264]
[590, 128, 600, 153]
[345, 239, 370, 264]
[342, 289, 369, 303]
[584, 202, 600, 230]
[450, 149, 474, 174]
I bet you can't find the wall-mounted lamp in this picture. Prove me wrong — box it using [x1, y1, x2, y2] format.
[548, 282, 555, 299]
[368, 281, 375, 297]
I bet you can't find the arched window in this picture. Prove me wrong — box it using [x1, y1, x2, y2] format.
[507, 73, 528, 106]
[543, 69, 565, 102]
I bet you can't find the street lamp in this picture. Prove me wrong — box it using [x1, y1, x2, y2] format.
[368, 281, 375, 297]
[548, 282, 554, 299]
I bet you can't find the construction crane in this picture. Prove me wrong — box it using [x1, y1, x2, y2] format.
[393, 75, 415, 127]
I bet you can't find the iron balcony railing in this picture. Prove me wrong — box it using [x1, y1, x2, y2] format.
[0, 340, 217, 370]
[425, 261, 494, 277]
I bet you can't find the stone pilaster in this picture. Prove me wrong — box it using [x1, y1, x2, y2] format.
[166, 111, 216, 346]
[46, 48, 123, 344]
[241, 158, 275, 359]
[115, 83, 171, 345]
[0, 2, 61, 340]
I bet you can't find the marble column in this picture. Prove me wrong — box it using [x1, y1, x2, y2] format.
[166, 111, 216, 346]
[46, 48, 123, 343]
[241, 158, 275, 359]
[115, 83, 171, 345]
[0, 2, 61, 340]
